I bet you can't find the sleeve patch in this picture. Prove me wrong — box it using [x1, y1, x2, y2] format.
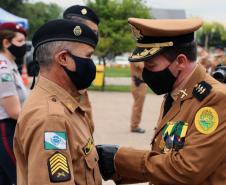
[195, 107, 219, 134]
[48, 151, 71, 182]
[0, 73, 13, 82]
[44, 132, 67, 150]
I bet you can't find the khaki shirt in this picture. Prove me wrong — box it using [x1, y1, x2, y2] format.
[14, 76, 102, 185]
[114, 64, 226, 185]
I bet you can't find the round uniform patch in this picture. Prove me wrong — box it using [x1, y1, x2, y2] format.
[195, 107, 219, 134]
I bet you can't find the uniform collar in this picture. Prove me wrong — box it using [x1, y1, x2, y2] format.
[36, 76, 85, 113]
[171, 64, 197, 101]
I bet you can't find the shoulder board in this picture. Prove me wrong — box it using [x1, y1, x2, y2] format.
[192, 81, 212, 101]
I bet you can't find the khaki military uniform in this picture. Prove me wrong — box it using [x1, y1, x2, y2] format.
[114, 64, 226, 185]
[80, 91, 94, 133]
[14, 76, 102, 185]
[130, 62, 147, 129]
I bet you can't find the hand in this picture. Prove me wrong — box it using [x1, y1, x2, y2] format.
[96, 144, 119, 180]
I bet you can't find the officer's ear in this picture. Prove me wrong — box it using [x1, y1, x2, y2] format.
[55, 50, 71, 67]
[175, 54, 188, 70]
[3, 39, 11, 49]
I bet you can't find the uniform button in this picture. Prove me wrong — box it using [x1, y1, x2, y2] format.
[51, 97, 57, 102]
[154, 138, 157, 142]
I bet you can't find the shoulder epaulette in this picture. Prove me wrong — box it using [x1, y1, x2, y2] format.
[192, 81, 212, 101]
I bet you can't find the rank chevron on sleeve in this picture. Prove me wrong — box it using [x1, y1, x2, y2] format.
[48, 151, 71, 182]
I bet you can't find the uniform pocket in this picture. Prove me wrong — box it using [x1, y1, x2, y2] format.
[84, 147, 102, 185]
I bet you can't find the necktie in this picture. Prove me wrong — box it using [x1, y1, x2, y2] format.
[163, 93, 174, 117]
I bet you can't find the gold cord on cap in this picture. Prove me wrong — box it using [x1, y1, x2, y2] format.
[137, 41, 174, 48]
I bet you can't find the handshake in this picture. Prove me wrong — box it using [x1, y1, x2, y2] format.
[95, 144, 119, 181]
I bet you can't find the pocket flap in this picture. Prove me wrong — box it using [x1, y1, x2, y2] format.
[84, 147, 99, 169]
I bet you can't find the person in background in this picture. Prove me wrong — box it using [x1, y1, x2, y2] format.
[130, 62, 147, 133]
[213, 45, 226, 66]
[63, 5, 100, 133]
[197, 44, 211, 73]
[0, 22, 28, 185]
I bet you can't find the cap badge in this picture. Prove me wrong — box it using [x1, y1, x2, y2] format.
[16, 24, 21, 30]
[130, 24, 143, 40]
[73, 26, 82, 36]
[81, 8, 87, 15]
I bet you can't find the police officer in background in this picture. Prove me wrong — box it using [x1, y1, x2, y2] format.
[0, 22, 28, 185]
[14, 19, 102, 185]
[96, 18, 226, 185]
[63, 5, 100, 134]
[130, 62, 147, 133]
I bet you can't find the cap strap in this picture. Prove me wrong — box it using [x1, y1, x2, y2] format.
[137, 41, 174, 48]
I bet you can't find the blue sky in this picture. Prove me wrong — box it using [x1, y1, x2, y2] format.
[31, 0, 226, 23]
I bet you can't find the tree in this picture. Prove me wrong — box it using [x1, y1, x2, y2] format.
[87, 0, 151, 63]
[0, 0, 27, 15]
[196, 22, 226, 49]
[18, 2, 62, 39]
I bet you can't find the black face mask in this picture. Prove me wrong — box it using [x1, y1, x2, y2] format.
[63, 53, 96, 90]
[8, 43, 27, 58]
[142, 66, 177, 95]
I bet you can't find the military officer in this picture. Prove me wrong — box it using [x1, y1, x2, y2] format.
[96, 18, 226, 185]
[130, 62, 147, 133]
[63, 5, 100, 134]
[13, 19, 102, 185]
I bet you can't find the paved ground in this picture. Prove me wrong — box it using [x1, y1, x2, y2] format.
[88, 91, 163, 185]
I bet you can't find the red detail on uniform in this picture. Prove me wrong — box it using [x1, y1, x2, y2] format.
[21, 64, 29, 87]
[0, 60, 7, 65]
[0, 123, 16, 165]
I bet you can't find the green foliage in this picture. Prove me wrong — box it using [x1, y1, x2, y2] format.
[196, 21, 226, 48]
[18, 2, 62, 39]
[0, 0, 26, 15]
[105, 66, 131, 77]
[87, 0, 151, 60]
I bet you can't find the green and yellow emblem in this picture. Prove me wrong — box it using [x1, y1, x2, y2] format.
[195, 107, 218, 134]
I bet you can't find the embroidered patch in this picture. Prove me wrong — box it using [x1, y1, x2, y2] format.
[195, 107, 219, 134]
[0, 73, 13, 82]
[193, 81, 212, 101]
[83, 138, 94, 155]
[44, 132, 67, 150]
[48, 151, 71, 182]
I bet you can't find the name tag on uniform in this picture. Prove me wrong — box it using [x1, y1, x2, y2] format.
[44, 132, 67, 150]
